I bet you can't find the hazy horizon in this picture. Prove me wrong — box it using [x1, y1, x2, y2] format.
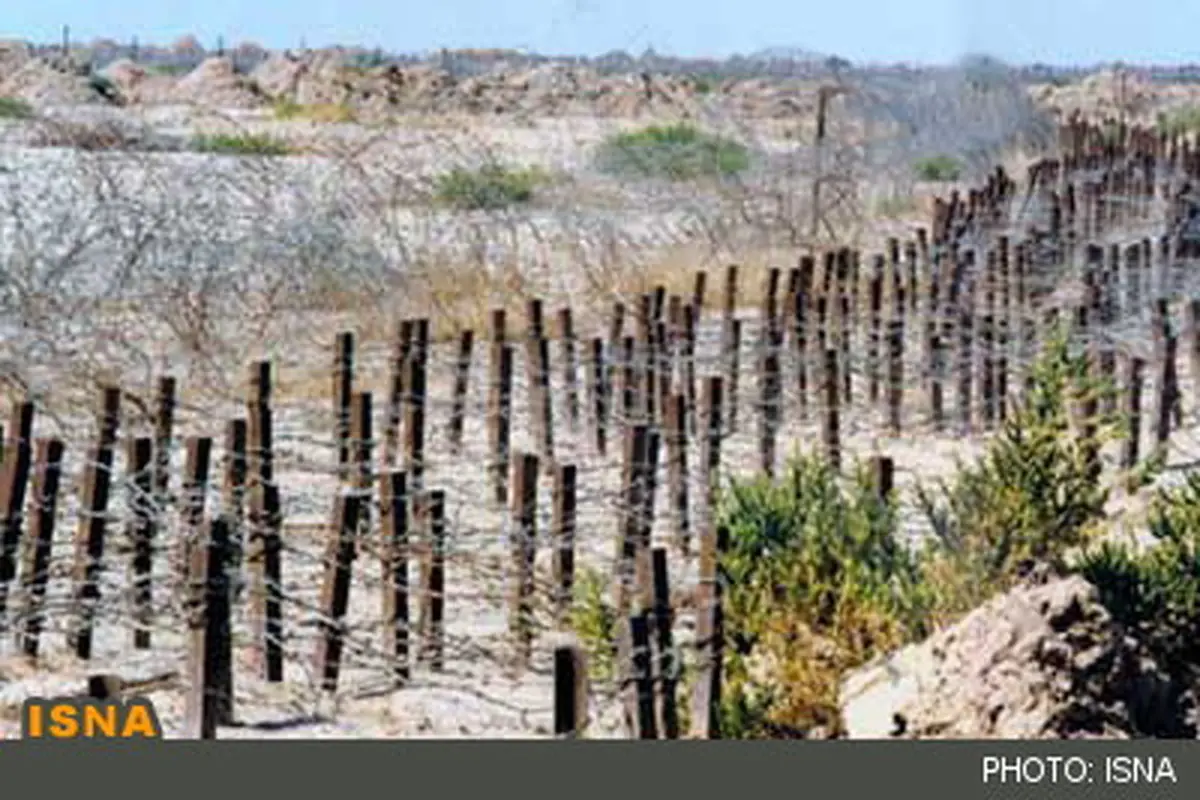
[4, 0, 1199, 68]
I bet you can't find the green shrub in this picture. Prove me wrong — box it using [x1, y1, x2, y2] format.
[567, 567, 618, 684]
[0, 97, 33, 120]
[190, 132, 293, 157]
[914, 154, 962, 182]
[712, 454, 933, 738]
[1078, 473, 1200, 670]
[914, 329, 1110, 619]
[595, 123, 750, 181]
[433, 164, 546, 210]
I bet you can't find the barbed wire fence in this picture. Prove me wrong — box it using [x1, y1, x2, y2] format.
[0, 65, 1199, 740]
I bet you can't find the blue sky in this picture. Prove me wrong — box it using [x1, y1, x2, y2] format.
[4, 0, 1199, 66]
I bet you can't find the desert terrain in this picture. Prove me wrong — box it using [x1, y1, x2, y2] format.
[0, 39, 1197, 739]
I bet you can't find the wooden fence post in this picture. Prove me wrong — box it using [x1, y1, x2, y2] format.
[554, 643, 588, 738]
[18, 438, 63, 659]
[552, 463, 577, 626]
[489, 342, 514, 506]
[152, 376, 175, 564]
[69, 387, 120, 660]
[380, 470, 409, 685]
[614, 425, 648, 622]
[0, 401, 35, 627]
[246, 361, 284, 682]
[651, 547, 679, 739]
[448, 329, 474, 456]
[691, 519, 728, 739]
[1122, 356, 1145, 470]
[868, 255, 884, 406]
[405, 320, 429, 495]
[222, 419, 248, 605]
[509, 452, 539, 670]
[382, 320, 414, 470]
[315, 392, 370, 694]
[184, 515, 232, 739]
[179, 436, 213, 585]
[333, 331, 354, 481]
[628, 612, 658, 739]
[587, 338, 607, 456]
[823, 348, 841, 469]
[126, 437, 154, 649]
[557, 308, 580, 432]
[665, 394, 690, 556]
[425, 489, 446, 672]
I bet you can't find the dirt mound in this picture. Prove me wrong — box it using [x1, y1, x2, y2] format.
[1032, 69, 1161, 122]
[0, 58, 110, 106]
[169, 56, 268, 109]
[0, 39, 34, 82]
[250, 52, 308, 98]
[97, 58, 178, 105]
[840, 572, 1197, 739]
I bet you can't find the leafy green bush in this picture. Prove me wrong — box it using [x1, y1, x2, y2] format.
[713, 454, 933, 738]
[596, 123, 750, 181]
[914, 330, 1110, 619]
[914, 154, 962, 182]
[433, 164, 546, 210]
[190, 132, 293, 157]
[567, 567, 618, 683]
[0, 97, 33, 120]
[1078, 473, 1200, 670]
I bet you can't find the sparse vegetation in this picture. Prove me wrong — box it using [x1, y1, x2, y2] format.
[913, 154, 962, 182]
[568, 568, 618, 683]
[0, 97, 33, 120]
[708, 332, 1112, 738]
[1157, 106, 1200, 137]
[595, 123, 750, 180]
[273, 99, 357, 124]
[713, 454, 931, 738]
[433, 163, 548, 210]
[190, 132, 294, 156]
[1078, 473, 1200, 671]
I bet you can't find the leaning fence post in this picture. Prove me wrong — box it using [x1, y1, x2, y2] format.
[314, 392, 371, 694]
